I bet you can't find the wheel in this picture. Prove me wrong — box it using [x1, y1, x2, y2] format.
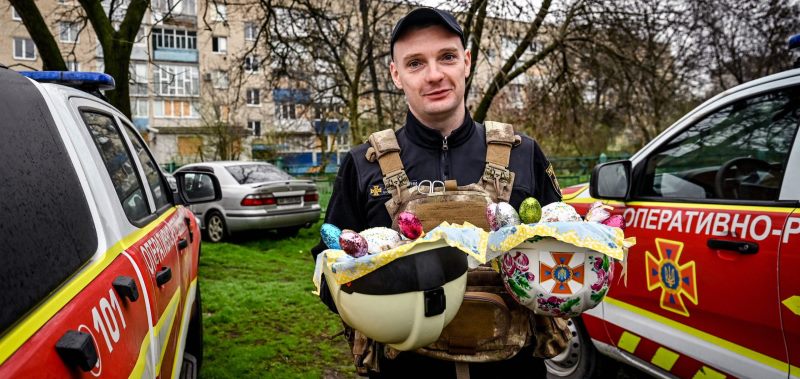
[181, 284, 203, 377]
[545, 318, 596, 379]
[204, 211, 226, 242]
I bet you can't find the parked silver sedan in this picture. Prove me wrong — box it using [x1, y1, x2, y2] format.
[176, 161, 321, 242]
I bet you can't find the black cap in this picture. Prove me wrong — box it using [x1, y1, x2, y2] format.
[390, 7, 465, 59]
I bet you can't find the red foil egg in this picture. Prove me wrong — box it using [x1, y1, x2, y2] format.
[339, 230, 368, 258]
[601, 214, 626, 230]
[396, 211, 424, 240]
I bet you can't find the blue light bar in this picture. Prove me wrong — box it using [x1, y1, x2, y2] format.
[790, 34, 800, 50]
[19, 71, 115, 90]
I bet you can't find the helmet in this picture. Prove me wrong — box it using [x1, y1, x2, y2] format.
[500, 237, 612, 317]
[324, 239, 468, 351]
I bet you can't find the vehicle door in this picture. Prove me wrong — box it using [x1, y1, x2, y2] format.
[779, 138, 800, 377]
[603, 85, 799, 378]
[116, 119, 194, 378]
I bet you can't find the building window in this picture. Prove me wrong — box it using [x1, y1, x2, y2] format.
[131, 98, 149, 117]
[59, 22, 79, 43]
[246, 88, 260, 106]
[153, 0, 196, 16]
[247, 120, 262, 136]
[211, 70, 229, 89]
[134, 26, 146, 46]
[130, 62, 148, 95]
[66, 60, 79, 71]
[213, 4, 226, 21]
[13, 37, 36, 60]
[12, 7, 21, 21]
[153, 65, 199, 96]
[275, 102, 296, 120]
[244, 55, 259, 72]
[244, 22, 257, 41]
[153, 99, 199, 118]
[214, 105, 230, 121]
[212, 36, 227, 53]
[152, 28, 197, 50]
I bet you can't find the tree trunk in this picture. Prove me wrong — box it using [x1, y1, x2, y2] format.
[9, 0, 66, 70]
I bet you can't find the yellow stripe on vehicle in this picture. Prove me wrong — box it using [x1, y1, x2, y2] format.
[783, 295, 800, 316]
[651, 347, 680, 371]
[692, 366, 727, 379]
[566, 198, 795, 214]
[171, 279, 198, 379]
[605, 296, 799, 374]
[617, 331, 641, 354]
[0, 207, 178, 365]
[155, 290, 182, 374]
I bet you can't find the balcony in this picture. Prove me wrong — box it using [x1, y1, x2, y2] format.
[153, 48, 198, 63]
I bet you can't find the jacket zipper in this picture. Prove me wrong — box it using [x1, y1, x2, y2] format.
[440, 136, 449, 180]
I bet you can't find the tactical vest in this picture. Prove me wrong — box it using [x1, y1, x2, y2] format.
[352, 121, 569, 372]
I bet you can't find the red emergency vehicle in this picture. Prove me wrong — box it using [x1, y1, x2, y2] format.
[0, 68, 221, 378]
[545, 67, 800, 379]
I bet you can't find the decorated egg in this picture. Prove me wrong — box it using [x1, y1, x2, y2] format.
[518, 197, 542, 224]
[396, 211, 424, 240]
[486, 203, 500, 231]
[601, 214, 626, 230]
[540, 202, 582, 222]
[585, 201, 611, 223]
[360, 227, 402, 254]
[339, 230, 368, 258]
[320, 223, 342, 249]
[495, 202, 521, 229]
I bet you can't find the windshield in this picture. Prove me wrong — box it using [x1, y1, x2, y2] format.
[226, 164, 293, 184]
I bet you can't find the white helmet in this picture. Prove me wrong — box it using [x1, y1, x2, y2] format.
[500, 237, 612, 317]
[324, 240, 468, 351]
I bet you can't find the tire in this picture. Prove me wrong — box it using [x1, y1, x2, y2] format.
[204, 211, 226, 242]
[545, 318, 597, 379]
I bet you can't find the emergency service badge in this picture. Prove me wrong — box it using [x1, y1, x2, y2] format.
[546, 163, 561, 194]
[645, 238, 698, 317]
[369, 184, 384, 197]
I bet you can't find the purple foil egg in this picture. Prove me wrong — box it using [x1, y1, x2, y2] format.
[339, 230, 368, 258]
[396, 211, 424, 240]
[601, 215, 626, 230]
[486, 203, 500, 231]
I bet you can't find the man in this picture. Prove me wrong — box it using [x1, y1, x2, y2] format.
[311, 7, 563, 378]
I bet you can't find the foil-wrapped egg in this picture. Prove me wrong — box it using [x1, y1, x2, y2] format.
[601, 214, 626, 230]
[320, 223, 342, 249]
[486, 203, 500, 231]
[518, 197, 542, 224]
[339, 230, 368, 258]
[360, 227, 402, 254]
[495, 202, 521, 229]
[585, 201, 612, 223]
[396, 211, 424, 240]
[540, 202, 582, 222]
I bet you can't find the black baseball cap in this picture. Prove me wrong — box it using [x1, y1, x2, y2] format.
[390, 7, 466, 59]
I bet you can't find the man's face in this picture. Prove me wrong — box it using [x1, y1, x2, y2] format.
[390, 25, 471, 122]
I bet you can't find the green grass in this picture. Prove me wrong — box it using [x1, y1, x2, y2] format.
[199, 221, 352, 378]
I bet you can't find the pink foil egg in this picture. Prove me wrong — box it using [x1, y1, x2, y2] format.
[601, 215, 626, 230]
[486, 203, 500, 231]
[396, 211, 424, 240]
[339, 230, 368, 258]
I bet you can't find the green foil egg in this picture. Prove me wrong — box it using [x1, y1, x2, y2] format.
[519, 197, 542, 224]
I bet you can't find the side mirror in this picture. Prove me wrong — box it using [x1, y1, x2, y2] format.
[174, 171, 222, 205]
[590, 160, 632, 200]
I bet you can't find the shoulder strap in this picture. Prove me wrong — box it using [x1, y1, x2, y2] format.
[365, 129, 409, 199]
[482, 121, 517, 202]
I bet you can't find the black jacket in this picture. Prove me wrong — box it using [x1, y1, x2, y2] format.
[311, 110, 562, 264]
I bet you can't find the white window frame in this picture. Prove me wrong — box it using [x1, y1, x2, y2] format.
[247, 120, 261, 136]
[244, 22, 257, 41]
[130, 62, 148, 96]
[212, 36, 227, 53]
[59, 21, 79, 43]
[153, 64, 199, 96]
[213, 4, 226, 21]
[66, 60, 80, 71]
[152, 28, 196, 50]
[153, 99, 199, 118]
[131, 98, 149, 118]
[13, 37, 36, 60]
[244, 55, 259, 73]
[211, 70, 229, 89]
[11, 7, 21, 21]
[246, 88, 260, 106]
[275, 102, 297, 120]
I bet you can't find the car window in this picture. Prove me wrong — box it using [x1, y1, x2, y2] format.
[1, 69, 97, 335]
[225, 164, 293, 184]
[120, 122, 170, 210]
[80, 110, 150, 221]
[640, 87, 800, 201]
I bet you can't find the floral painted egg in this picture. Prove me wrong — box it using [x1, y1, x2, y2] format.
[320, 223, 342, 250]
[602, 215, 626, 230]
[518, 197, 542, 224]
[486, 203, 500, 231]
[500, 238, 613, 317]
[495, 202, 521, 229]
[360, 227, 402, 254]
[339, 230, 368, 258]
[540, 202, 582, 222]
[396, 211, 423, 240]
